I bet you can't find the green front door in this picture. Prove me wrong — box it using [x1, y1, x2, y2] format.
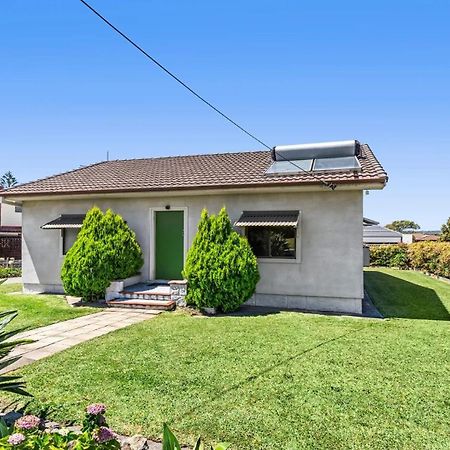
[155, 210, 184, 280]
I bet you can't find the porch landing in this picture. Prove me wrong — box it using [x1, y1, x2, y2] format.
[122, 282, 171, 296]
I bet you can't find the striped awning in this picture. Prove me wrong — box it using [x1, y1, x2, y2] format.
[41, 214, 85, 230]
[234, 210, 300, 227]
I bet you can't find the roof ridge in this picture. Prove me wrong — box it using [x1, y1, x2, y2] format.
[106, 149, 269, 163]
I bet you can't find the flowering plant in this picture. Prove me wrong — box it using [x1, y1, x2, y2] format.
[0, 404, 120, 449]
[82, 402, 109, 433]
[15, 415, 40, 431]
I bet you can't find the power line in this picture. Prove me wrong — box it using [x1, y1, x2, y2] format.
[79, 0, 336, 190]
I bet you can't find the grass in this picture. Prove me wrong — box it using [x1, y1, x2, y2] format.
[0, 282, 96, 331]
[364, 267, 450, 320]
[1, 270, 450, 449]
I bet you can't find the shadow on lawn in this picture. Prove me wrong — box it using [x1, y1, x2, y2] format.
[170, 325, 369, 426]
[364, 271, 450, 321]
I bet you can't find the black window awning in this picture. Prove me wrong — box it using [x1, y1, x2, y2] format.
[41, 214, 85, 230]
[234, 210, 300, 227]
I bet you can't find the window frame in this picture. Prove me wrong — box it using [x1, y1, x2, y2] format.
[243, 212, 302, 265]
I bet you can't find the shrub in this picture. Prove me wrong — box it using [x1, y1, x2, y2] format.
[0, 268, 21, 279]
[61, 207, 143, 301]
[369, 244, 409, 269]
[407, 242, 441, 274]
[0, 404, 120, 449]
[0, 310, 32, 397]
[369, 242, 450, 279]
[183, 207, 259, 312]
[101, 209, 144, 280]
[438, 244, 450, 278]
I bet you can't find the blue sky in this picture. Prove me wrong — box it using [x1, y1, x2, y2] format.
[1, 0, 449, 229]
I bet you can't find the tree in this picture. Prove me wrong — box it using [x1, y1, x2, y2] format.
[102, 208, 144, 279]
[385, 220, 420, 232]
[440, 217, 450, 242]
[0, 171, 18, 189]
[183, 207, 260, 312]
[61, 207, 143, 300]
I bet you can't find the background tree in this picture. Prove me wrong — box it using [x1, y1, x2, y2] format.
[385, 220, 420, 232]
[0, 171, 18, 189]
[183, 207, 259, 312]
[440, 217, 450, 242]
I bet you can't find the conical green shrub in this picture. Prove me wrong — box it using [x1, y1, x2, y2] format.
[61, 207, 143, 300]
[183, 207, 259, 312]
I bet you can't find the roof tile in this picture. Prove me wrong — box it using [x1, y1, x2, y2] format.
[3, 144, 387, 197]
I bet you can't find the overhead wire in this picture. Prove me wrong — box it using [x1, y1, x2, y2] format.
[79, 0, 336, 190]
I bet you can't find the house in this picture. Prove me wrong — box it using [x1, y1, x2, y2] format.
[0, 192, 22, 228]
[402, 232, 440, 243]
[2, 140, 387, 314]
[363, 218, 402, 244]
[0, 189, 22, 260]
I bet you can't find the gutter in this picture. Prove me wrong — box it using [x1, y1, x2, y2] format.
[1, 178, 388, 202]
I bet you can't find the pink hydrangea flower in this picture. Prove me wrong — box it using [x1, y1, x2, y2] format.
[86, 403, 106, 415]
[8, 433, 26, 445]
[93, 426, 116, 443]
[15, 415, 41, 430]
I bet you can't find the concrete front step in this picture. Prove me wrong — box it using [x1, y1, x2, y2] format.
[106, 298, 176, 311]
[119, 290, 171, 301]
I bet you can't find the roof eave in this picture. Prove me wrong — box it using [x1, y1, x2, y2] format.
[1, 177, 387, 202]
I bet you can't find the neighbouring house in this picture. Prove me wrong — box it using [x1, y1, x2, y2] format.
[402, 232, 440, 243]
[2, 140, 387, 314]
[362, 218, 402, 267]
[363, 218, 402, 245]
[0, 189, 22, 260]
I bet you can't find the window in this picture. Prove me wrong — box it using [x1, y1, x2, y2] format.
[62, 229, 79, 255]
[246, 226, 296, 259]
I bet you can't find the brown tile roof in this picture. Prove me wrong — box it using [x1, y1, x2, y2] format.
[3, 144, 387, 197]
[412, 233, 440, 242]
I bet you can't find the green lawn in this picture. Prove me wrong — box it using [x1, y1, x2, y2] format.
[0, 282, 96, 331]
[2, 270, 450, 449]
[364, 268, 450, 320]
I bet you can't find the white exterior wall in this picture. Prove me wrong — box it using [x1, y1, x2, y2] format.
[402, 233, 413, 244]
[0, 199, 22, 227]
[21, 189, 364, 313]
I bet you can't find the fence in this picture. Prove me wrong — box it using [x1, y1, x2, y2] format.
[0, 235, 21, 260]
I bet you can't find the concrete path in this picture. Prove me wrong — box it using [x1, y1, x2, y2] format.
[3, 309, 160, 373]
[1, 277, 22, 285]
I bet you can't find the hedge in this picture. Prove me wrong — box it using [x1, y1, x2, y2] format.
[369, 242, 450, 278]
[0, 267, 21, 279]
[369, 244, 409, 269]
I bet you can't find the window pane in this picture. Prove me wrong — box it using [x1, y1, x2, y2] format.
[247, 227, 270, 257]
[246, 226, 296, 259]
[269, 226, 296, 258]
[63, 229, 79, 255]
